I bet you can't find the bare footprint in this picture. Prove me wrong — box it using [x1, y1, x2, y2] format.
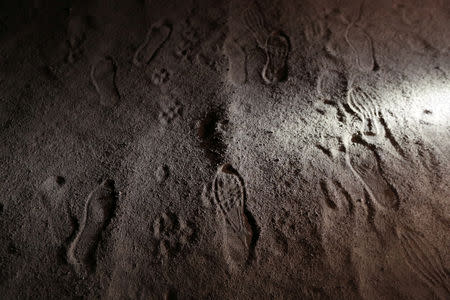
[346, 141, 400, 210]
[262, 31, 289, 84]
[397, 227, 450, 299]
[133, 20, 171, 67]
[67, 179, 118, 275]
[90, 56, 120, 107]
[223, 37, 247, 85]
[213, 164, 258, 270]
[39, 176, 72, 247]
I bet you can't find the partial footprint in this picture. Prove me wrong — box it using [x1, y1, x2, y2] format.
[262, 31, 289, 84]
[317, 69, 348, 103]
[213, 164, 258, 270]
[346, 141, 400, 210]
[347, 85, 381, 136]
[320, 179, 356, 278]
[242, 5, 271, 49]
[303, 16, 328, 45]
[196, 108, 228, 167]
[67, 179, 118, 275]
[90, 56, 120, 107]
[223, 37, 247, 85]
[397, 227, 450, 299]
[133, 20, 171, 67]
[39, 176, 72, 247]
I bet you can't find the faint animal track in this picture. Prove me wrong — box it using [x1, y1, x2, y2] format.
[196, 27, 227, 73]
[174, 19, 200, 61]
[151, 212, 196, 261]
[197, 108, 228, 167]
[397, 227, 450, 299]
[345, 140, 400, 210]
[67, 179, 118, 275]
[150, 68, 170, 86]
[213, 164, 259, 270]
[316, 69, 348, 103]
[272, 208, 298, 239]
[155, 165, 170, 183]
[223, 37, 247, 85]
[39, 176, 73, 246]
[90, 56, 120, 107]
[133, 20, 171, 67]
[262, 31, 289, 84]
[242, 5, 271, 49]
[159, 102, 182, 126]
[175, 39, 194, 61]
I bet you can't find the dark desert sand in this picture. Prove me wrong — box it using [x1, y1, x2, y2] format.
[0, 0, 449, 299]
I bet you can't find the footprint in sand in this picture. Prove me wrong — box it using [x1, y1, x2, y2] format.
[67, 179, 118, 275]
[90, 56, 120, 107]
[345, 141, 400, 210]
[223, 37, 247, 85]
[262, 31, 289, 84]
[320, 178, 359, 281]
[39, 176, 73, 247]
[345, 26, 376, 72]
[133, 20, 171, 67]
[213, 164, 258, 270]
[397, 227, 450, 299]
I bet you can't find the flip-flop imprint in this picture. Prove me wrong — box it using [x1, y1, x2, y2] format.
[133, 20, 171, 67]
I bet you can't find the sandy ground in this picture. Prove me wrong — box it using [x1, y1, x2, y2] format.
[0, 0, 449, 299]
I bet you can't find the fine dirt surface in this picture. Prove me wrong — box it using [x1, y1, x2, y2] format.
[0, 0, 449, 299]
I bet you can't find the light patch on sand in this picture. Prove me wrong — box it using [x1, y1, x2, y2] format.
[409, 82, 450, 127]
